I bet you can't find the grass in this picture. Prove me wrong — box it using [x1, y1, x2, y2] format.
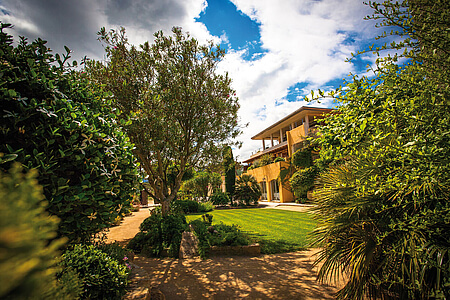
[186, 208, 316, 254]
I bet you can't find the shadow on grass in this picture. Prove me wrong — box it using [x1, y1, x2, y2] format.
[247, 232, 306, 254]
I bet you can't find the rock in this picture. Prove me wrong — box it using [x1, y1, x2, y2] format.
[179, 230, 199, 259]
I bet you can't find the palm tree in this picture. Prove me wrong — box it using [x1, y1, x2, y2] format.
[311, 157, 448, 299]
[234, 174, 261, 206]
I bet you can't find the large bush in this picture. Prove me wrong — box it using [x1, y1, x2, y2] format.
[0, 164, 73, 299]
[128, 212, 187, 258]
[290, 165, 318, 201]
[61, 244, 130, 300]
[0, 23, 139, 242]
[210, 191, 230, 206]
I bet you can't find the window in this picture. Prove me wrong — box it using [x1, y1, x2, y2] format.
[270, 180, 280, 201]
[260, 181, 267, 200]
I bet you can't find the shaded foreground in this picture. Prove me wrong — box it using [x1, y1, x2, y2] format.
[134, 250, 340, 300]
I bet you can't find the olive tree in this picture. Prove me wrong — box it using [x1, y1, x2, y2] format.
[87, 27, 241, 215]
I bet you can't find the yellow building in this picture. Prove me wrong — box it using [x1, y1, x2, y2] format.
[243, 106, 333, 203]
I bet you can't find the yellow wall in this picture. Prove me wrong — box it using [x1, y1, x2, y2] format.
[286, 125, 306, 157]
[246, 161, 294, 203]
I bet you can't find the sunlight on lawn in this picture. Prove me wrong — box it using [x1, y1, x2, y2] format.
[186, 208, 316, 254]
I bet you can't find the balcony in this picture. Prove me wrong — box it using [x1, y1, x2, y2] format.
[249, 140, 288, 160]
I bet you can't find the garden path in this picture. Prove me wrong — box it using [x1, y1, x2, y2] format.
[106, 206, 343, 300]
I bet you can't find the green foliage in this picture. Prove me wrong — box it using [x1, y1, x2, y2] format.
[311, 1, 450, 298]
[61, 244, 130, 300]
[234, 174, 262, 206]
[291, 145, 314, 168]
[210, 191, 230, 206]
[273, 157, 285, 163]
[181, 171, 222, 201]
[96, 242, 131, 263]
[198, 201, 214, 213]
[0, 23, 139, 242]
[88, 26, 241, 215]
[223, 146, 236, 197]
[290, 165, 318, 200]
[259, 154, 273, 167]
[171, 200, 200, 214]
[189, 218, 250, 259]
[0, 164, 67, 299]
[128, 212, 187, 258]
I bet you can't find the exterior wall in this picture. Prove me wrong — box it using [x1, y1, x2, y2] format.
[286, 124, 306, 157]
[246, 161, 294, 203]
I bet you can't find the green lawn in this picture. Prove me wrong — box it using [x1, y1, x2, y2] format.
[186, 208, 317, 254]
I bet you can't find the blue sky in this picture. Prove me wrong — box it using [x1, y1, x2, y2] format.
[0, 0, 384, 161]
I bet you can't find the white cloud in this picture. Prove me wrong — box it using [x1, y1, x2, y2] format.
[221, 0, 379, 161]
[0, 0, 382, 162]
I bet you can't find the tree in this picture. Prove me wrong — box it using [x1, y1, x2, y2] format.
[311, 1, 450, 298]
[222, 146, 236, 197]
[182, 171, 222, 201]
[0, 23, 140, 242]
[87, 27, 241, 215]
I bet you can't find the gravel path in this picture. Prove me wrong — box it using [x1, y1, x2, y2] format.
[106, 206, 342, 299]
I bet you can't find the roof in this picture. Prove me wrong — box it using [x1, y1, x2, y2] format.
[251, 106, 334, 140]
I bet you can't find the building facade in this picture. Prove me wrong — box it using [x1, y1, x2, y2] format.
[243, 106, 333, 203]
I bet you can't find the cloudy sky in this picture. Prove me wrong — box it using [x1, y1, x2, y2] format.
[1, 0, 384, 161]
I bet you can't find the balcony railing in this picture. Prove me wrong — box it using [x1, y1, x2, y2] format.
[249, 140, 287, 159]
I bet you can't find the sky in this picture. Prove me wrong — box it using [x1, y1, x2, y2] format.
[0, 0, 385, 162]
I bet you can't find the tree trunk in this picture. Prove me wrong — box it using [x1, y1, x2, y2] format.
[161, 199, 170, 216]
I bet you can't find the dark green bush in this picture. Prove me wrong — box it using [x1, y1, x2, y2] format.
[210, 191, 230, 206]
[171, 200, 200, 214]
[128, 212, 187, 258]
[189, 218, 250, 258]
[96, 242, 131, 264]
[290, 165, 318, 199]
[292, 145, 314, 168]
[0, 23, 139, 243]
[208, 224, 250, 247]
[61, 244, 130, 300]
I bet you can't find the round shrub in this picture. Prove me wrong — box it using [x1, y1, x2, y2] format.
[129, 212, 187, 258]
[210, 191, 230, 206]
[61, 244, 130, 300]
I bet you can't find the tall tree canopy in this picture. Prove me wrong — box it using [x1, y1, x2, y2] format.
[311, 1, 450, 299]
[87, 27, 241, 214]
